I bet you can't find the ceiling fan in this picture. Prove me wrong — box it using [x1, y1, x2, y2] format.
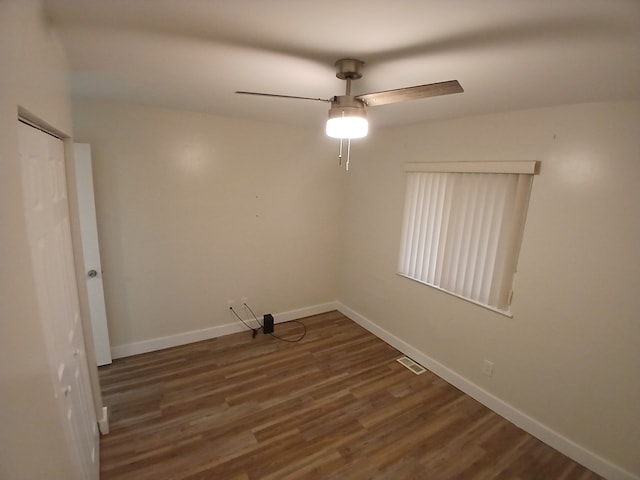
[236, 58, 463, 169]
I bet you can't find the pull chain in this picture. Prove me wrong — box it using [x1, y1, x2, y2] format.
[346, 138, 351, 171]
[334, 107, 353, 171]
[336, 137, 352, 170]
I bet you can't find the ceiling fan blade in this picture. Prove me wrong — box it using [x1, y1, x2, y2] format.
[356, 80, 463, 107]
[235, 91, 330, 103]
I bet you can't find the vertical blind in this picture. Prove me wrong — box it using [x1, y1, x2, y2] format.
[398, 170, 533, 312]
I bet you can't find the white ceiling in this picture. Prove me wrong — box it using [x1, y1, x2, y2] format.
[43, 0, 640, 130]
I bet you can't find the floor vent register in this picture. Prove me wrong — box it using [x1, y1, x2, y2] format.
[396, 356, 427, 375]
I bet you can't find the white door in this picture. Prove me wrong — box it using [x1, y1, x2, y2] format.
[74, 143, 112, 366]
[18, 121, 100, 480]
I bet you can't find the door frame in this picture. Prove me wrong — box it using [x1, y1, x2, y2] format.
[19, 107, 107, 431]
[74, 142, 113, 367]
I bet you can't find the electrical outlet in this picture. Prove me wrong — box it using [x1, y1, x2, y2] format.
[482, 359, 494, 377]
[227, 299, 235, 309]
[241, 296, 248, 307]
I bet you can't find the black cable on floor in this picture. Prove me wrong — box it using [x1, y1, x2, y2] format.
[244, 302, 306, 343]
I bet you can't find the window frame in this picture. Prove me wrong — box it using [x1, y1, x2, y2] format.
[398, 161, 539, 317]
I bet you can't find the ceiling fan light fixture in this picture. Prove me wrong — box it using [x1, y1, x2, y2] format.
[326, 115, 368, 139]
[326, 96, 368, 139]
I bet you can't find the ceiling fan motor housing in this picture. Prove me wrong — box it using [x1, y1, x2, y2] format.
[328, 95, 367, 120]
[326, 95, 368, 139]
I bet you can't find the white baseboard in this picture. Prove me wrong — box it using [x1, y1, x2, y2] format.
[98, 406, 109, 435]
[336, 302, 638, 480]
[110, 301, 337, 359]
[271, 302, 337, 323]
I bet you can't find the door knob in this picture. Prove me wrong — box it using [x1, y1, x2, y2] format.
[87, 269, 98, 278]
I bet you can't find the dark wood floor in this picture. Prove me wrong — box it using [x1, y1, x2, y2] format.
[99, 311, 602, 479]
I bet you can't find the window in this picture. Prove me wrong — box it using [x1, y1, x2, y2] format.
[398, 161, 538, 315]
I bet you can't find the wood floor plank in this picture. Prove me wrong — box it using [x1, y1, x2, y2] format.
[99, 311, 603, 479]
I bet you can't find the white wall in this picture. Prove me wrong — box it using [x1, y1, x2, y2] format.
[73, 98, 639, 476]
[0, 1, 83, 478]
[72, 99, 345, 349]
[339, 101, 640, 477]
[4, 1, 637, 477]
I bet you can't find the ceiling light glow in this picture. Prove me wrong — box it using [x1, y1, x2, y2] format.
[326, 115, 368, 139]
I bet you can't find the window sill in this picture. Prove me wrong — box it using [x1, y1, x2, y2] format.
[397, 273, 514, 318]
